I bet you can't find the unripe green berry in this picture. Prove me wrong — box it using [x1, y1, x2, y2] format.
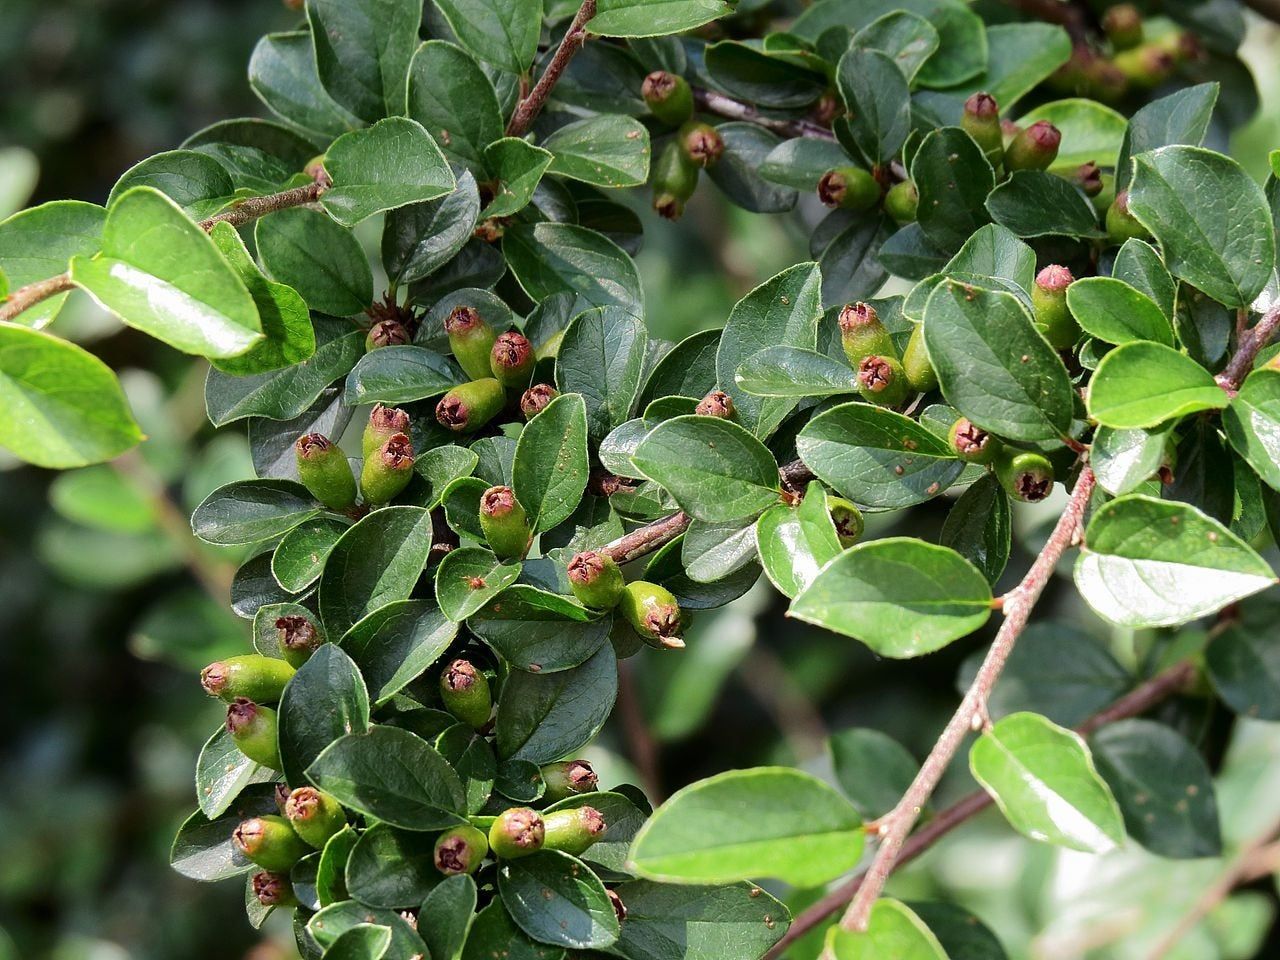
[856, 354, 908, 408]
[363, 404, 410, 461]
[489, 807, 546, 859]
[201, 654, 295, 703]
[233, 815, 310, 872]
[883, 180, 919, 224]
[995, 450, 1056, 502]
[1106, 191, 1151, 243]
[642, 71, 694, 126]
[520, 383, 559, 420]
[695, 390, 736, 420]
[567, 550, 626, 610]
[434, 824, 489, 875]
[365, 319, 410, 351]
[817, 166, 879, 212]
[360, 432, 414, 505]
[948, 417, 1003, 465]
[542, 805, 607, 856]
[1103, 3, 1143, 50]
[961, 92, 1004, 167]
[275, 614, 323, 668]
[678, 121, 724, 168]
[479, 485, 531, 560]
[1032, 265, 1080, 350]
[436, 378, 506, 433]
[652, 140, 700, 221]
[901, 323, 937, 393]
[445, 305, 498, 381]
[283, 787, 346, 849]
[251, 870, 299, 908]
[1113, 44, 1175, 91]
[440, 659, 493, 730]
[838, 301, 895, 369]
[619, 581, 685, 650]
[1004, 121, 1061, 172]
[295, 433, 356, 511]
[226, 698, 282, 769]
[826, 495, 864, 548]
[490, 330, 536, 389]
[541, 760, 599, 803]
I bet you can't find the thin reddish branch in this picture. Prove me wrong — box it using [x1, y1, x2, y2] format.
[692, 87, 836, 141]
[506, 0, 598, 138]
[600, 511, 692, 565]
[0, 273, 75, 323]
[1217, 305, 1280, 393]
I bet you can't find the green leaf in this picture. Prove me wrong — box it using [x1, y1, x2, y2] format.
[796, 403, 963, 510]
[984, 171, 1103, 239]
[759, 138, 851, 192]
[1206, 595, 1280, 720]
[255, 207, 373, 317]
[324, 924, 392, 960]
[830, 729, 919, 820]
[307, 0, 421, 122]
[1065, 276, 1174, 346]
[279, 643, 371, 785]
[434, 0, 540, 72]
[512, 392, 590, 533]
[791, 538, 992, 657]
[49, 464, 154, 534]
[191, 479, 321, 545]
[482, 138, 555, 218]
[717, 262, 824, 438]
[854, 11, 939, 83]
[248, 32, 361, 140]
[827, 899, 947, 960]
[836, 47, 910, 166]
[382, 172, 481, 286]
[1087, 341, 1227, 429]
[170, 783, 278, 881]
[321, 118, 455, 227]
[1091, 719, 1222, 859]
[1091, 424, 1173, 496]
[640, 328, 720, 408]
[70, 187, 263, 358]
[1019, 98, 1127, 172]
[1127, 146, 1275, 308]
[468, 585, 611, 673]
[271, 516, 349, 593]
[195, 726, 275, 819]
[1075, 495, 1274, 628]
[705, 123, 797, 215]
[414, 444, 480, 508]
[109, 150, 236, 220]
[494, 643, 617, 764]
[544, 116, 652, 189]
[435, 546, 522, 621]
[705, 40, 825, 109]
[419, 876, 477, 960]
[461, 902, 563, 960]
[309, 902, 428, 958]
[344, 345, 463, 405]
[342, 600, 458, 704]
[504, 223, 643, 310]
[911, 127, 994, 252]
[940, 473, 1011, 585]
[923, 281, 1073, 442]
[346, 824, 443, 908]
[734, 345, 858, 398]
[555, 306, 649, 440]
[499, 851, 620, 950]
[542, 792, 647, 882]
[970, 712, 1125, 854]
[1116, 82, 1218, 191]
[0, 200, 104, 327]
[632, 416, 779, 522]
[588, 0, 731, 38]
[0, 324, 142, 468]
[1224, 369, 1280, 491]
[307, 726, 467, 830]
[628, 767, 864, 887]
[1113, 238, 1176, 320]
[407, 41, 505, 175]
[318, 506, 435, 637]
[756, 481, 843, 599]
[942, 222, 1037, 292]
[608, 879, 789, 960]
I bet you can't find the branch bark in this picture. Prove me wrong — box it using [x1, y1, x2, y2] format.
[0, 273, 75, 323]
[506, 0, 598, 138]
[1217, 305, 1280, 393]
[692, 87, 836, 141]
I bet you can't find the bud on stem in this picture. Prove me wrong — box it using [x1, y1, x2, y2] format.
[838, 302, 895, 370]
[1004, 120, 1061, 172]
[251, 870, 299, 908]
[826, 495, 864, 548]
[541, 760, 599, 803]
[489, 807, 546, 859]
[436, 378, 506, 433]
[961, 92, 1004, 167]
[1032, 265, 1079, 349]
[542, 805, 607, 856]
[226, 699, 283, 769]
[995, 449, 1056, 502]
[445, 305, 498, 381]
[520, 383, 558, 420]
[440, 659, 493, 730]
[694, 390, 735, 420]
[619, 581, 685, 649]
[295, 433, 357, 511]
[901, 324, 937, 393]
[283, 787, 347, 849]
[233, 815, 311, 871]
[642, 71, 694, 126]
[948, 417, 1002, 465]
[360, 432, 414, 504]
[856, 354, 908, 408]
[817, 166, 879, 211]
[567, 551, 626, 610]
[490, 331, 536, 388]
[434, 824, 489, 875]
[363, 404, 410, 461]
[201, 655, 296, 703]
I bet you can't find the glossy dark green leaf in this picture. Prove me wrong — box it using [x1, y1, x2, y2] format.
[734, 345, 858, 399]
[1116, 82, 1219, 191]
[1091, 424, 1172, 496]
[344, 345, 463, 406]
[407, 41, 505, 175]
[346, 823, 443, 908]
[1112, 239, 1176, 320]
[494, 643, 617, 763]
[192, 479, 320, 545]
[830, 728, 918, 820]
[588, 0, 731, 38]
[195, 726, 275, 819]
[414, 444, 479, 509]
[1205, 594, 1280, 720]
[382, 172, 481, 286]
[461, 901, 565, 960]
[705, 40, 824, 109]
[247, 32, 361, 139]
[170, 783, 278, 881]
[108, 150, 235, 220]
[322, 118, 454, 227]
[940, 473, 1011, 585]
[279, 643, 371, 786]
[316, 826, 358, 907]
[760, 138, 852, 193]
[307, 0, 421, 122]
[608, 879, 789, 960]
[256, 207, 373, 317]
[704, 123, 797, 215]
[1087, 341, 1226, 429]
[512, 392, 590, 533]
[470, 585, 610, 673]
[323, 924, 392, 960]
[544, 116, 651, 188]
[837, 47, 910, 166]
[434, 0, 540, 72]
[756, 482, 842, 599]
[0, 200, 104, 327]
[907, 902, 1007, 960]
[827, 898, 947, 960]
[499, 851, 620, 949]
[272, 516, 349, 593]
[419, 875, 477, 960]
[854, 11, 939, 82]
[556, 306, 649, 440]
[911, 127, 994, 252]
[504, 222, 643, 310]
[483, 138, 555, 218]
[1065, 276, 1173, 346]
[342, 600, 458, 704]
[985, 171, 1103, 239]
[309, 901, 429, 959]
[435, 547, 522, 621]
[640, 329, 720, 408]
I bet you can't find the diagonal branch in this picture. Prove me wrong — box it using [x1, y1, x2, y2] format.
[506, 0, 598, 138]
[692, 87, 836, 141]
[1217, 305, 1280, 393]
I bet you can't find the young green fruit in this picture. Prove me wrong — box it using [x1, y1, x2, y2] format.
[295, 433, 356, 511]
[275, 614, 322, 668]
[826, 495, 864, 548]
[961, 92, 1003, 166]
[543, 805, 607, 856]
[360, 432, 414, 504]
[445, 305, 498, 381]
[436, 378, 506, 433]
[365, 318, 410, 351]
[883, 180, 919, 224]
[948, 417, 1003, 464]
[479, 485, 531, 560]
[1106, 191, 1151, 243]
[283, 787, 346, 849]
[363, 404, 410, 461]
[567, 550, 626, 609]
[225, 699, 282, 769]
[1004, 120, 1061, 172]
[490, 330, 536, 388]
[619, 581, 685, 649]
[652, 139, 700, 221]
[201, 654, 296, 703]
[817, 166, 879, 211]
[434, 824, 489, 876]
[695, 390, 736, 420]
[440, 659, 493, 730]
[995, 449, 1056, 502]
[251, 870, 298, 908]
[520, 383, 559, 420]
[233, 815, 310, 872]
[678, 121, 724, 168]
[838, 301, 895, 369]
[1103, 3, 1143, 49]
[642, 70, 694, 126]
[1113, 44, 1175, 90]
[1032, 265, 1080, 349]
[489, 807, 546, 859]
[856, 354, 909, 407]
[901, 323, 937, 392]
[541, 760, 599, 803]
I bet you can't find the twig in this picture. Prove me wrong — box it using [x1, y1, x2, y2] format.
[832, 464, 1096, 940]
[765, 655, 1195, 958]
[506, 0, 598, 137]
[600, 511, 692, 565]
[617, 658, 664, 802]
[0, 273, 75, 323]
[693, 87, 836, 141]
[1217, 305, 1280, 393]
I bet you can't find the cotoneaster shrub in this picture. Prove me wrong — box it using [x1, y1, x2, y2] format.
[3, 0, 1280, 957]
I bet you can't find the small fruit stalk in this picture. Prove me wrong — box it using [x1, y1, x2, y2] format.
[360, 432, 414, 504]
[520, 383, 558, 420]
[542, 805, 607, 856]
[541, 760, 599, 803]
[961, 92, 1004, 167]
[479, 485, 531, 559]
[678, 121, 724, 168]
[233, 815, 310, 871]
[642, 70, 694, 126]
[817, 166, 879, 211]
[619, 581, 685, 649]
[838, 302, 895, 369]
[651, 139, 700, 221]
[275, 614, 323, 668]
[567, 550, 625, 609]
[445, 305, 498, 380]
[434, 824, 489, 876]
[826, 495, 864, 548]
[201, 654, 295, 703]
[489, 807, 546, 859]
[490, 330, 536, 388]
[440, 659, 493, 730]
[856, 354, 908, 407]
[695, 390, 735, 420]
[363, 404, 410, 461]
[283, 787, 346, 848]
[1031, 265, 1079, 349]
[295, 433, 356, 511]
[995, 449, 1056, 502]
[948, 417, 1003, 465]
[1004, 120, 1061, 172]
[436, 378, 506, 433]
[226, 698, 282, 769]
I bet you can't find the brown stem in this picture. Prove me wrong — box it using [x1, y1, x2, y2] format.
[600, 511, 692, 565]
[1217, 305, 1280, 393]
[766, 653, 1194, 958]
[693, 87, 836, 141]
[506, 0, 598, 137]
[617, 658, 664, 802]
[0, 273, 75, 323]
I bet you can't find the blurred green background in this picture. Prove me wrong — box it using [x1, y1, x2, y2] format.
[3, 2, 1280, 959]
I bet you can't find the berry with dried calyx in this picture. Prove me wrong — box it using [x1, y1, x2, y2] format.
[436, 378, 506, 433]
[295, 433, 357, 511]
[251, 870, 298, 907]
[695, 390, 735, 420]
[678, 121, 724, 168]
[567, 550, 625, 610]
[201, 654, 295, 703]
[1004, 120, 1061, 172]
[233, 815, 310, 871]
[856, 354, 908, 408]
[652, 139, 700, 221]
[478, 485, 531, 560]
[440, 659, 493, 730]
[445, 304, 498, 380]
[1103, 3, 1143, 49]
[365, 318, 410, 351]
[541, 760, 599, 803]
[826, 495, 864, 548]
[434, 824, 489, 875]
[995, 450, 1056, 502]
[489, 807, 546, 859]
[490, 330, 536, 388]
[838, 301, 895, 369]
[520, 383, 559, 420]
[948, 417, 1002, 465]
[283, 787, 347, 849]
[542, 805, 607, 856]
[363, 404, 410, 461]
[360, 432, 414, 505]
[817, 166, 879, 211]
[225, 699, 282, 769]
[619, 581, 685, 649]
[1113, 44, 1175, 90]
[275, 614, 322, 668]
[641, 71, 694, 126]
[1032, 265, 1080, 349]
[1073, 161, 1104, 197]
[961, 92, 1003, 166]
